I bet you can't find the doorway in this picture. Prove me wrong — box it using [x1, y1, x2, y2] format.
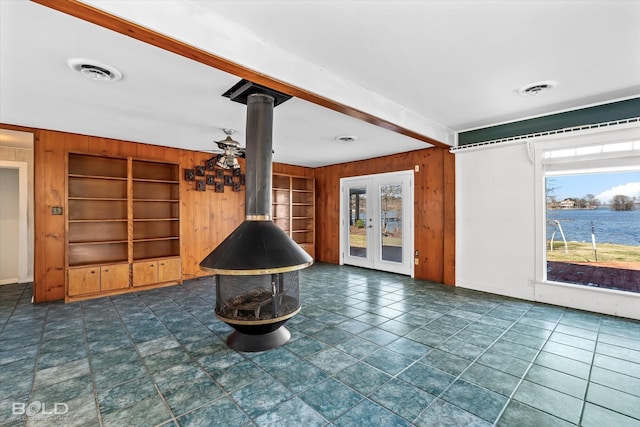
[0, 129, 34, 285]
[340, 171, 413, 276]
[0, 163, 28, 284]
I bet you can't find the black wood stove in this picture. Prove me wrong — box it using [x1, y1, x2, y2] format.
[200, 86, 312, 352]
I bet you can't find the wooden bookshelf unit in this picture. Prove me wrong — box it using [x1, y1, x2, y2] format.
[66, 154, 181, 301]
[272, 173, 315, 258]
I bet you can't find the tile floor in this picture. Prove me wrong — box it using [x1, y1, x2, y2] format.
[1, 263, 640, 426]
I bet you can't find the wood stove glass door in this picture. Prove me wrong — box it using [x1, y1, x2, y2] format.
[341, 171, 413, 276]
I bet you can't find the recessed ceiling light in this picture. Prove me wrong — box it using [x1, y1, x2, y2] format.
[335, 135, 358, 143]
[67, 58, 123, 82]
[517, 80, 556, 96]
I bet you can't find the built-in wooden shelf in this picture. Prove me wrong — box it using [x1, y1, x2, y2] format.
[66, 153, 182, 302]
[271, 173, 315, 259]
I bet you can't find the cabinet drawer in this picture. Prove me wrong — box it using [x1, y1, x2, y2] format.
[132, 261, 158, 287]
[68, 267, 100, 296]
[100, 264, 130, 291]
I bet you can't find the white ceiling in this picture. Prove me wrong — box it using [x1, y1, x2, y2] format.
[1, 1, 639, 167]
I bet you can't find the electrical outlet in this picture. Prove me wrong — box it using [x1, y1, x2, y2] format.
[414, 165, 420, 172]
[51, 206, 63, 215]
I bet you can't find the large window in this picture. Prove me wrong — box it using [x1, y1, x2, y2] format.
[536, 128, 640, 293]
[545, 171, 639, 292]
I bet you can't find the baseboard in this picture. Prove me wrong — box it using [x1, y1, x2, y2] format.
[0, 278, 18, 286]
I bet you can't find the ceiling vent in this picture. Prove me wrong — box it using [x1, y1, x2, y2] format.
[335, 135, 358, 143]
[68, 58, 123, 82]
[518, 80, 556, 96]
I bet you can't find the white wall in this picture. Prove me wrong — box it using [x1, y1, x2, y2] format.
[455, 124, 640, 321]
[0, 168, 19, 283]
[456, 143, 536, 301]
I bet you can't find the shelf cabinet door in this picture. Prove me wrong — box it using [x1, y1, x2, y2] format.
[298, 243, 315, 259]
[132, 261, 158, 287]
[158, 258, 181, 282]
[68, 267, 100, 296]
[101, 264, 130, 291]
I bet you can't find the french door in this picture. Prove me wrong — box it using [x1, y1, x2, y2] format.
[341, 171, 413, 276]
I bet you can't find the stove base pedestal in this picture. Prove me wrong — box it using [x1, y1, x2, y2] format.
[226, 326, 291, 352]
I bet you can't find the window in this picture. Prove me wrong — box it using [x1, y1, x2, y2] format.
[534, 124, 640, 293]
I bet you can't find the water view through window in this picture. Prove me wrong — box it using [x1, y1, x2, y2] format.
[545, 170, 640, 292]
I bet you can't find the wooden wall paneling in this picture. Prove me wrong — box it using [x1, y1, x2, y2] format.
[85, 137, 127, 158]
[314, 148, 453, 285]
[417, 149, 445, 283]
[42, 131, 89, 301]
[135, 143, 159, 163]
[33, 130, 46, 303]
[314, 165, 340, 263]
[27, 123, 447, 301]
[443, 150, 456, 285]
[177, 150, 245, 280]
[273, 163, 314, 178]
[180, 150, 209, 279]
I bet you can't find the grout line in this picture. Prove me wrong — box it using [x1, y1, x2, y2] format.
[17, 298, 49, 427]
[577, 315, 602, 425]
[131, 284, 257, 426]
[491, 308, 569, 426]
[80, 298, 105, 427]
[411, 303, 544, 425]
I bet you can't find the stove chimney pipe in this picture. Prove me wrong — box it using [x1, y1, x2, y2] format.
[245, 93, 273, 219]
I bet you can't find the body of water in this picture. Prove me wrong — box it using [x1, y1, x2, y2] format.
[547, 208, 640, 246]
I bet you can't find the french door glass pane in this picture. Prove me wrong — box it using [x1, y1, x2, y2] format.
[380, 184, 402, 263]
[349, 187, 367, 258]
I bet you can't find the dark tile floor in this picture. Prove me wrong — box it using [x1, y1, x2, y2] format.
[1, 263, 640, 426]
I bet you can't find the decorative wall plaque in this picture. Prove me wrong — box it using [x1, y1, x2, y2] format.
[183, 156, 245, 192]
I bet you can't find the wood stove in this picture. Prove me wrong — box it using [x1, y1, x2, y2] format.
[200, 88, 312, 352]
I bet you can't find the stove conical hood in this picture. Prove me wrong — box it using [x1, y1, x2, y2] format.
[200, 92, 313, 275]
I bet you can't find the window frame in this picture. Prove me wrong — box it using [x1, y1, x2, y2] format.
[532, 122, 640, 286]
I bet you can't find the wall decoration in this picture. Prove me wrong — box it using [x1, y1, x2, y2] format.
[183, 130, 245, 191]
[184, 163, 244, 191]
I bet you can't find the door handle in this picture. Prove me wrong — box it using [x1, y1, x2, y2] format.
[367, 225, 373, 228]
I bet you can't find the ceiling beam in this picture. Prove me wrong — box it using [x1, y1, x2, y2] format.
[30, 0, 450, 149]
